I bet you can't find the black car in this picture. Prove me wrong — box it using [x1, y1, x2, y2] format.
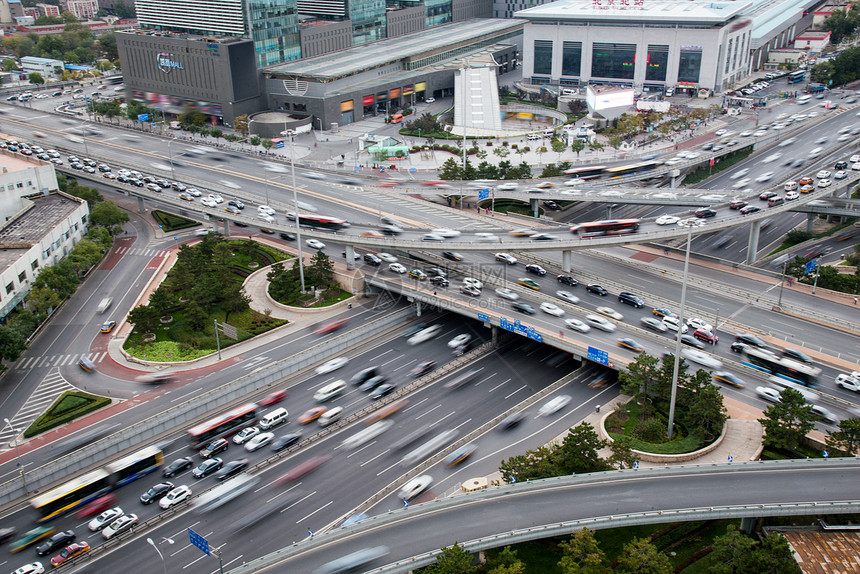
[363, 253, 381, 266]
[214, 458, 249, 480]
[759, 191, 777, 201]
[272, 432, 302, 452]
[694, 208, 717, 218]
[730, 200, 748, 210]
[586, 284, 608, 296]
[680, 335, 705, 349]
[782, 348, 813, 364]
[192, 457, 223, 479]
[740, 205, 761, 215]
[430, 276, 449, 287]
[369, 383, 397, 400]
[200, 438, 229, 459]
[0, 527, 16, 544]
[835, 160, 848, 170]
[279, 232, 296, 241]
[525, 264, 546, 276]
[228, 199, 245, 210]
[441, 251, 463, 261]
[543, 200, 560, 210]
[350, 366, 380, 386]
[497, 412, 526, 431]
[557, 275, 578, 287]
[730, 341, 747, 353]
[618, 292, 644, 308]
[359, 375, 387, 392]
[410, 360, 436, 377]
[36, 530, 76, 556]
[140, 481, 174, 504]
[162, 457, 193, 478]
[736, 333, 767, 348]
[512, 302, 536, 315]
[427, 268, 447, 278]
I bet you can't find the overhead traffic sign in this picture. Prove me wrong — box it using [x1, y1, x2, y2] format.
[587, 346, 609, 366]
[188, 528, 210, 556]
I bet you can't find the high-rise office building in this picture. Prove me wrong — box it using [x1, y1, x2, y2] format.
[297, 0, 386, 44]
[135, 0, 300, 66]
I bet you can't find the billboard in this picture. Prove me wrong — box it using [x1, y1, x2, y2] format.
[586, 86, 634, 111]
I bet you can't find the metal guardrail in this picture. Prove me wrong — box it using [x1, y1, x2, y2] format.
[0, 307, 414, 507]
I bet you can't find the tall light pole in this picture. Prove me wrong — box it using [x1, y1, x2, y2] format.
[315, 117, 323, 136]
[666, 223, 693, 440]
[3, 418, 27, 494]
[147, 537, 175, 574]
[166, 136, 177, 182]
[282, 129, 306, 293]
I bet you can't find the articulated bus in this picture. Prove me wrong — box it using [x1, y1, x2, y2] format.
[570, 219, 641, 238]
[286, 214, 348, 231]
[563, 166, 607, 180]
[187, 402, 259, 449]
[604, 160, 665, 178]
[30, 446, 164, 522]
[741, 348, 821, 388]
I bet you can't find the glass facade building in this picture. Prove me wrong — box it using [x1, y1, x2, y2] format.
[561, 41, 581, 77]
[678, 47, 702, 83]
[591, 43, 635, 80]
[249, 0, 301, 66]
[349, 0, 387, 44]
[533, 39, 552, 75]
[645, 44, 668, 82]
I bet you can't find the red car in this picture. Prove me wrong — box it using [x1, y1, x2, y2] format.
[274, 455, 331, 487]
[51, 541, 90, 567]
[258, 389, 288, 406]
[693, 328, 718, 345]
[75, 494, 117, 519]
[314, 318, 348, 335]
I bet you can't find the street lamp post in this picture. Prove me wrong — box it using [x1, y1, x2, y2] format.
[666, 224, 693, 440]
[147, 537, 175, 574]
[315, 117, 323, 136]
[282, 130, 306, 293]
[166, 136, 177, 181]
[3, 418, 27, 494]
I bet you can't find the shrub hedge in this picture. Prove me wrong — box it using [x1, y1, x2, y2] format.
[24, 391, 111, 438]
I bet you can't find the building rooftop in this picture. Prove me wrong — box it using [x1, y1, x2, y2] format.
[516, 0, 750, 24]
[796, 30, 831, 38]
[264, 18, 524, 81]
[741, 0, 820, 44]
[0, 151, 46, 174]
[117, 28, 247, 44]
[0, 192, 84, 268]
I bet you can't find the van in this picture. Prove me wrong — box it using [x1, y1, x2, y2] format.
[314, 380, 346, 403]
[767, 196, 785, 207]
[259, 407, 288, 430]
[391, 113, 403, 123]
[808, 147, 823, 158]
[318, 406, 343, 426]
[797, 95, 811, 104]
[526, 134, 541, 141]
[783, 180, 798, 192]
[97, 297, 113, 313]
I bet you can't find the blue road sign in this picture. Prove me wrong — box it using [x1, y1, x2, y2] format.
[527, 327, 542, 343]
[477, 313, 489, 322]
[587, 346, 609, 366]
[188, 528, 210, 556]
[276, 141, 284, 149]
[499, 317, 515, 332]
[633, 461, 640, 469]
[137, 113, 149, 122]
[823, 450, 829, 458]
[804, 258, 818, 274]
[728, 455, 733, 463]
[478, 188, 490, 200]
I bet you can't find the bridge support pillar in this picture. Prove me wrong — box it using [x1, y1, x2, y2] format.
[415, 301, 422, 317]
[562, 250, 572, 273]
[491, 325, 498, 346]
[344, 244, 356, 270]
[669, 174, 678, 188]
[137, 196, 146, 212]
[605, 204, 613, 219]
[222, 220, 231, 237]
[530, 198, 539, 218]
[807, 213, 815, 234]
[740, 516, 757, 534]
[745, 219, 762, 265]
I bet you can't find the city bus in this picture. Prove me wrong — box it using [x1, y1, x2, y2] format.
[788, 70, 806, 84]
[187, 402, 259, 449]
[604, 159, 665, 178]
[562, 165, 607, 180]
[570, 219, 641, 237]
[286, 214, 348, 231]
[741, 348, 821, 388]
[30, 446, 165, 522]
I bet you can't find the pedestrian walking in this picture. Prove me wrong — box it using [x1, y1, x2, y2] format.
[854, 296, 858, 305]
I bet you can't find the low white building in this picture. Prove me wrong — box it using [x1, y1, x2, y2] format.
[793, 30, 831, 52]
[20, 56, 64, 79]
[0, 151, 59, 222]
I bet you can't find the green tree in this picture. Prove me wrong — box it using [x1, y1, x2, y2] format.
[221, 282, 251, 316]
[307, 251, 334, 288]
[589, 140, 605, 153]
[184, 300, 208, 331]
[556, 422, 609, 474]
[608, 136, 623, 154]
[758, 388, 816, 451]
[97, 31, 118, 61]
[708, 524, 758, 574]
[608, 435, 637, 470]
[35, 15, 64, 25]
[268, 261, 300, 304]
[28, 72, 44, 84]
[178, 105, 206, 128]
[89, 201, 129, 234]
[745, 532, 801, 574]
[424, 543, 477, 574]
[249, 135, 261, 147]
[112, 0, 136, 18]
[486, 546, 522, 572]
[60, 10, 78, 22]
[571, 139, 586, 157]
[493, 146, 511, 161]
[678, 368, 727, 441]
[32, 261, 79, 299]
[126, 304, 159, 335]
[25, 285, 62, 320]
[822, 8, 860, 44]
[0, 325, 27, 370]
[233, 114, 250, 136]
[619, 352, 661, 400]
[516, 161, 532, 179]
[438, 157, 462, 180]
[558, 528, 610, 574]
[261, 139, 274, 152]
[66, 237, 104, 271]
[147, 288, 176, 317]
[615, 537, 673, 574]
[2, 58, 18, 71]
[499, 445, 560, 482]
[826, 417, 860, 455]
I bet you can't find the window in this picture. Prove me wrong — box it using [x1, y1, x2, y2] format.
[678, 47, 702, 83]
[646, 45, 669, 82]
[725, 39, 732, 73]
[5, 282, 13, 295]
[31, 260, 38, 271]
[562, 41, 582, 77]
[533, 40, 553, 75]
[18, 271, 25, 283]
[591, 43, 636, 80]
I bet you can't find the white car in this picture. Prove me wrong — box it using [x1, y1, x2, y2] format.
[739, 131, 753, 137]
[834, 170, 847, 179]
[378, 252, 397, 263]
[538, 395, 572, 417]
[731, 177, 751, 189]
[407, 324, 442, 345]
[257, 205, 276, 216]
[431, 228, 460, 238]
[761, 153, 781, 164]
[661, 316, 688, 333]
[398, 474, 433, 501]
[88, 507, 124, 531]
[596, 306, 623, 321]
[812, 405, 838, 424]
[778, 138, 796, 147]
[556, 290, 579, 304]
[187, 188, 202, 197]
[315, 356, 349, 374]
[232, 426, 260, 444]
[686, 317, 712, 332]
[475, 233, 498, 242]
[785, 191, 800, 200]
[640, 317, 668, 332]
[564, 318, 590, 333]
[208, 193, 224, 204]
[851, 154, 860, 163]
[447, 334, 472, 349]
[754, 172, 774, 183]
[755, 386, 781, 403]
[425, 97, 435, 103]
[838, 133, 853, 142]
[655, 215, 680, 225]
[816, 170, 831, 179]
[584, 314, 616, 332]
[495, 287, 519, 300]
[540, 302, 565, 317]
[102, 513, 138, 539]
[159, 485, 191, 509]
[463, 277, 483, 290]
[422, 233, 445, 241]
[495, 253, 517, 265]
[680, 349, 723, 369]
[715, 129, 728, 136]
[818, 179, 831, 188]
[244, 432, 275, 452]
[497, 183, 519, 190]
[729, 168, 749, 180]
[853, 163, 860, 171]
[677, 218, 706, 228]
[257, 213, 275, 223]
[388, 262, 407, 274]
[12, 564, 44, 574]
[200, 198, 218, 208]
[306, 239, 326, 250]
